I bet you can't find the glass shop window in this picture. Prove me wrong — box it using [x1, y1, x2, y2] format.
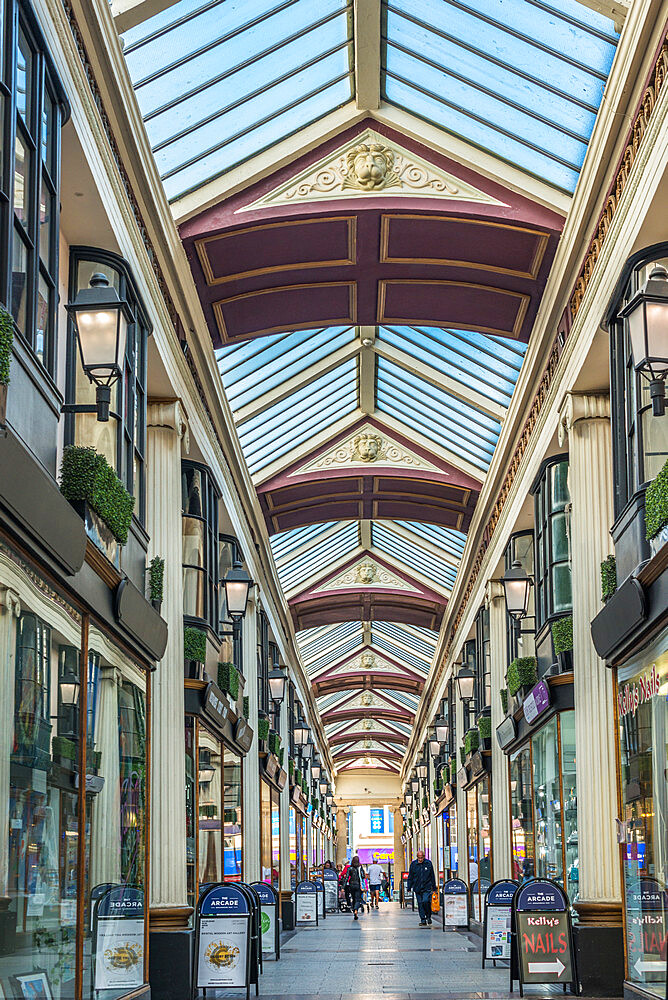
[185, 717, 196, 908]
[475, 605, 491, 712]
[197, 727, 222, 887]
[610, 250, 668, 516]
[182, 461, 220, 630]
[510, 745, 535, 882]
[533, 457, 572, 630]
[504, 532, 536, 665]
[223, 747, 243, 881]
[66, 249, 150, 525]
[1, 3, 66, 376]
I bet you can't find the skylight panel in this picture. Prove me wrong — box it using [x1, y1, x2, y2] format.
[378, 325, 526, 408]
[395, 521, 466, 560]
[371, 636, 431, 674]
[270, 521, 339, 562]
[372, 522, 457, 591]
[303, 635, 364, 674]
[372, 620, 436, 657]
[376, 357, 500, 471]
[298, 620, 361, 660]
[238, 358, 357, 474]
[122, 0, 354, 201]
[275, 522, 360, 591]
[381, 0, 618, 193]
[218, 326, 356, 413]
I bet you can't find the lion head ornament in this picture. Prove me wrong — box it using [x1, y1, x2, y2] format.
[351, 432, 383, 463]
[342, 143, 400, 192]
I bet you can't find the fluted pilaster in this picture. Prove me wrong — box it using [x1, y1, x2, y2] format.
[0, 587, 20, 895]
[242, 599, 260, 881]
[558, 391, 621, 911]
[279, 695, 290, 893]
[487, 579, 511, 880]
[147, 401, 189, 918]
[393, 806, 404, 875]
[336, 808, 347, 866]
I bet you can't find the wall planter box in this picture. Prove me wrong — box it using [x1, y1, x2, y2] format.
[75, 500, 121, 568]
[649, 525, 668, 556]
[611, 489, 651, 586]
[59, 446, 134, 561]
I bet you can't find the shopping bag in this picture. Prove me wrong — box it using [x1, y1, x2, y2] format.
[431, 890, 440, 913]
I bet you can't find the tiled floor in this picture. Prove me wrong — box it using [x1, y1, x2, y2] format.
[205, 901, 529, 999]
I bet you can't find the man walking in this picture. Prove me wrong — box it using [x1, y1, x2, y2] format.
[368, 858, 383, 909]
[407, 850, 437, 926]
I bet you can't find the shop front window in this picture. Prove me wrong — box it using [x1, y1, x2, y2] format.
[260, 779, 272, 884]
[560, 712, 578, 901]
[197, 728, 222, 886]
[223, 747, 242, 881]
[618, 634, 668, 998]
[533, 457, 572, 631]
[185, 718, 196, 908]
[478, 778, 492, 883]
[182, 462, 219, 629]
[466, 787, 477, 884]
[66, 249, 149, 524]
[289, 808, 297, 886]
[532, 717, 562, 887]
[449, 804, 458, 874]
[510, 746, 534, 882]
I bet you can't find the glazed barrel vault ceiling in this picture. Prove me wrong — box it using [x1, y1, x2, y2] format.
[120, 0, 621, 777]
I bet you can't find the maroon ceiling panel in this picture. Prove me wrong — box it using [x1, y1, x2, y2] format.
[212, 281, 356, 340]
[378, 279, 528, 338]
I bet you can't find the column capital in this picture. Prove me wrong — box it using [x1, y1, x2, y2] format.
[557, 391, 610, 446]
[485, 579, 505, 606]
[0, 587, 21, 618]
[147, 399, 190, 452]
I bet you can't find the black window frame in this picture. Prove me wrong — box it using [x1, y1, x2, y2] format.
[531, 454, 572, 633]
[181, 460, 220, 632]
[606, 242, 668, 519]
[256, 609, 269, 717]
[461, 637, 476, 730]
[65, 246, 151, 525]
[474, 604, 490, 716]
[0, 0, 68, 378]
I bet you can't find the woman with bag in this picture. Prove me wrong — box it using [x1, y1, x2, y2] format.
[344, 855, 366, 920]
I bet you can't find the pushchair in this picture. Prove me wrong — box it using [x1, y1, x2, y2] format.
[338, 883, 351, 912]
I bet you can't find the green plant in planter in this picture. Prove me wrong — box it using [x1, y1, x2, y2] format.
[88, 749, 102, 771]
[184, 626, 207, 664]
[459, 746, 466, 766]
[421, 794, 428, 809]
[268, 730, 281, 756]
[551, 616, 573, 655]
[433, 777, 442, 794]
[52, 736, 77, 761]
[242, 696, 249, 720]
[600, 555, 617, 601]
[294, 767, 302, 784]
[645, 458, 668, 540]
[302, 778, 308, 794]
[506, 656, 538, 696]
[500, 687, 509, 715]
[278, 747, 284, 766]
[59, 446, 135, 544]
[148, 556, 165, 603]
[478, 715, 491, 740]
[464, 728, 480, 756]
[288, 758, 295, 776]
[0, 305, 14, 386]
[257, 717, 270, 742]
[218, 661, 240, 700]
[450, 760, 457, 783]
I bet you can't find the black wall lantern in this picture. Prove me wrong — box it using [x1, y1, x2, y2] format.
[268, 664, 286, 704]
[456, 665, 475, 704]
[502, 559, 533, 620]
[66, 273, 132, 421]
[620, 264, 668, 415]
[222, 560, 252, 619]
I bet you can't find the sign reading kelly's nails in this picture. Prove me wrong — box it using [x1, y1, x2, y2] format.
[511, 879, 577, 994]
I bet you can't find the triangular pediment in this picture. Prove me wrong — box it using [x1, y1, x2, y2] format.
[334, 689, 401, 712]
[326, 650, 405, 675]
[289, 421, 442, 477]
[311, 555, 419, 595]
[238, 128, 507, 212]
[335, 738, 400, 754]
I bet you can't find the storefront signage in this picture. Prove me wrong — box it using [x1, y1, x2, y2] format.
[523, 681, 550, 725]
[482, 879, 518, 967]
[457, 766, 468, 786]
[264, 754, 279, 780]
[234, 717, 253, 752]
[313, 877, 326, 919]
[295, 881, 318, 924]
[196, 884, 250, 992]
[618, 664, 662, 718]
[94, 886, 144, 992]
[512, 879, 576, 991]
[276, 768, 287, 791]
[625, 877, 667, 979]
[249, 882, 279, 960]
[442, 878, 468, 929]
[472, 877, 491, 923]
[496, 715, 517, 750]
[470, 751, 485, 777]
[323, 869, 338, 913]
[204, 682, 229, 731]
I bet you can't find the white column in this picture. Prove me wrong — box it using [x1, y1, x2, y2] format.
[147, 401, 189, 923]
[242, 599, 260, 881]
[456, 692, 468, 882]
[558, 392, 621, 918]
[393, 806, 404, 878]
[336, 808, 347, 866]
[279, 695, 290, 894]
[486, 580, 511, 880]
[0, 587, 20, 897]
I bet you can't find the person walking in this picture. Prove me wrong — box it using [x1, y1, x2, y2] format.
[407, 850, 437, 926]
[344, 855, 366, 920]
[368, 859, 383, 909]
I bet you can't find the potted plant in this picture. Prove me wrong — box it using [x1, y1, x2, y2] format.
[148, 556, 164, 612]
[184, 626, 207, 679]
[464, 727, 480, 757]
[477, 714, 492, 750]
[87, 748, 102, 774]
[242, 696, 249, 720]
[52, 735, 77, 770]
[506, 656, 538, 704]
[645, 458, 668, 554]
[257, 717, 270, 744]
[500, 687, 509, 716]
[59, 446, 135, 558]
[218, 661, 240, 702]
[0, 305, 13, 431]
[551, 616, 573, 672]
[268, 730, 281, 756]
[459, 746, 466, 766]
[600, 555, 617, 603]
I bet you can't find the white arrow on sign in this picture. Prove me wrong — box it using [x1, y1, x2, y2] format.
[528, 958, 566, 977]
[634, 959, 665, 974]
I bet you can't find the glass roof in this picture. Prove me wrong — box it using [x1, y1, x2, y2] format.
[382, 0, 618, 192]
[372, 521, 457, 592]
[122, 0, 354, 200]
[271, 521, 359, 592]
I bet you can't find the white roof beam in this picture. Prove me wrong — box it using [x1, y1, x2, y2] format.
[375, 341, 506, 422]
[111, 0, 178, 33]
[354, 0, 381, 110]
[253, 409, 365, 485]
[358, 327, 376, 414]
[374, 411, 486, 485]
[575, 0, 628, 31]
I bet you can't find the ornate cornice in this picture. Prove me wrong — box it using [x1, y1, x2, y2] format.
[570, 33, 668, 319]
[147, 399, 190, 451]
[558, 391, 611, 446]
